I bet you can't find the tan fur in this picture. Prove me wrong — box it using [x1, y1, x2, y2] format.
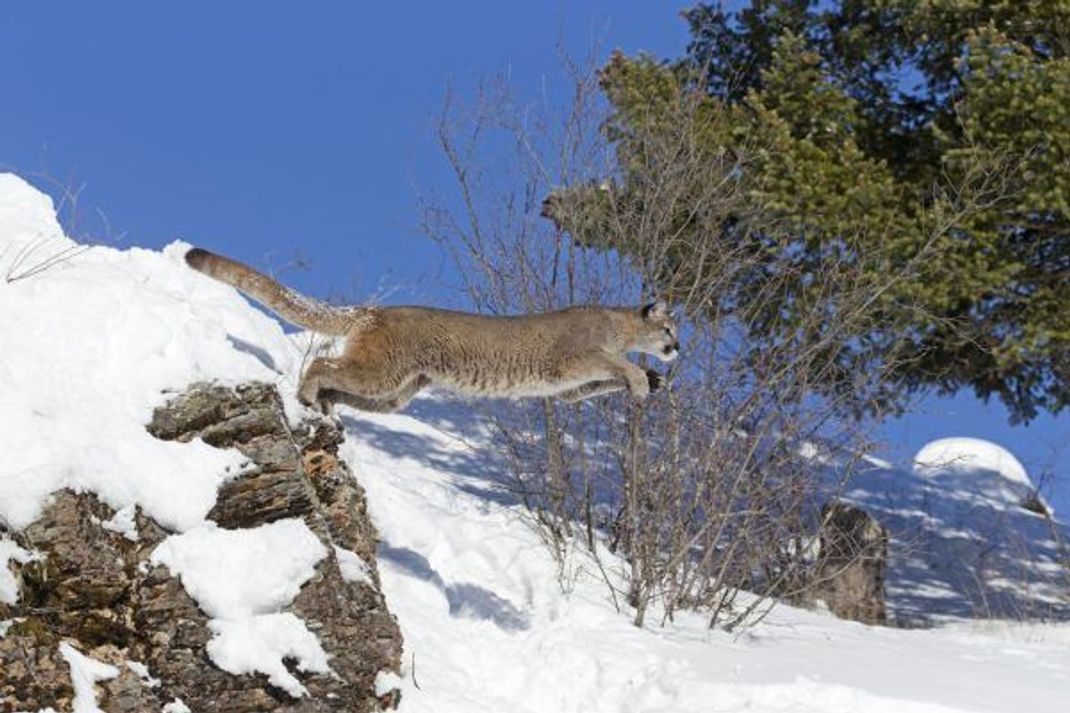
[185, 247, 680, 413]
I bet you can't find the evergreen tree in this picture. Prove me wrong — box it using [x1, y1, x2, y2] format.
[547, 1, 1068, 422]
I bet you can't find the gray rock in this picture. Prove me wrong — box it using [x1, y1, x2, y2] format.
[812, 501, 888, 626]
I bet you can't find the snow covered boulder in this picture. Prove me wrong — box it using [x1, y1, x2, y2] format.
[914, 437, 1050, 516]
[1, 381, 402, 712]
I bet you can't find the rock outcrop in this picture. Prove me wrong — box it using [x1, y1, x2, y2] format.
[812, 501, 888, 626]
[1, 382, 402, 712]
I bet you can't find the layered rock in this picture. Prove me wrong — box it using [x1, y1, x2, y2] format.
[1, 382, 402, 712]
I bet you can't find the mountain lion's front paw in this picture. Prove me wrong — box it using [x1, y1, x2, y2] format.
[645, 369, 662, 393]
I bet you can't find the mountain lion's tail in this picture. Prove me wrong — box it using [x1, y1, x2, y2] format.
[185, 247, 357, 335]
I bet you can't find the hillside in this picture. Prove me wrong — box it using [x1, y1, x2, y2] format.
[2, 173, 1069, 712]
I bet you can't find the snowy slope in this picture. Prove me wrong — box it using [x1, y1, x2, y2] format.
[2, 173, 1069, 712]
[343, 403, 1070, 713]
[838, 442, 1068, 624]
[0, 173, 305, 532]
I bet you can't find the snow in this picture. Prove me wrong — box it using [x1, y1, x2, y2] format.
[915, 437, 1032, 488]
[206, 614, 332, 697]
[0, 173, 71, 254]
[161, 699, 191, 713]
[827, 437, 1065, 622]
[59, 641, 120, 713]
[149, 518, 331, 697]
[0, 537, 39, 604]
[125, 659, 160, 687]
[149, 519, 326, 618]
[376, 670, 404, 697]
[334, 544, 374, 585]
[99, 503, 139, 541]
[1, 173, 1068, 712]
[341, 402, 1070, 713]
[0, 175, 306, 533]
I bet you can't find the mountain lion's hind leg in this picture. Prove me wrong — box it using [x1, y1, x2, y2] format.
[300, 357, 427, 414]
[298, 357, 335, 407]
[384, 373, 431, 411]
[299, 357, 411, 407]
[321, 374, 430, 413]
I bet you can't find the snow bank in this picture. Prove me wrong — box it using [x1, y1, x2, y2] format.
[0, 173, 305, 532]
[0, 173, 72, 254]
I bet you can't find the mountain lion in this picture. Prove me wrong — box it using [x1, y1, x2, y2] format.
[185, 247, 679, 413]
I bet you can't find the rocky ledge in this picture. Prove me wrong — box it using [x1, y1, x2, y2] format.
[1, 382, 402, 712]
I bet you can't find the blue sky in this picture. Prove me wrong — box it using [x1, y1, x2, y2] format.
[2, 2, 1066, 509]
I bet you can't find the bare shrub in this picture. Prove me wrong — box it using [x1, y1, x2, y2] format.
[4, 237, 90, 283]
[1, 172, 125, 283]
[423, 58, 1003, 628]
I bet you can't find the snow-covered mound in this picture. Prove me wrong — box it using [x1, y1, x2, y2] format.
[2, 173, 1069, 712]
[0, 173, 72, 253]
[914, 436, 1050, 518]
[915, 437, 1032, 488]
[0, 175, 304, 532]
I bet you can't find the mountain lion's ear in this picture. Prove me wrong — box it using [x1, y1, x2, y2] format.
[641, 300, 669, 320]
